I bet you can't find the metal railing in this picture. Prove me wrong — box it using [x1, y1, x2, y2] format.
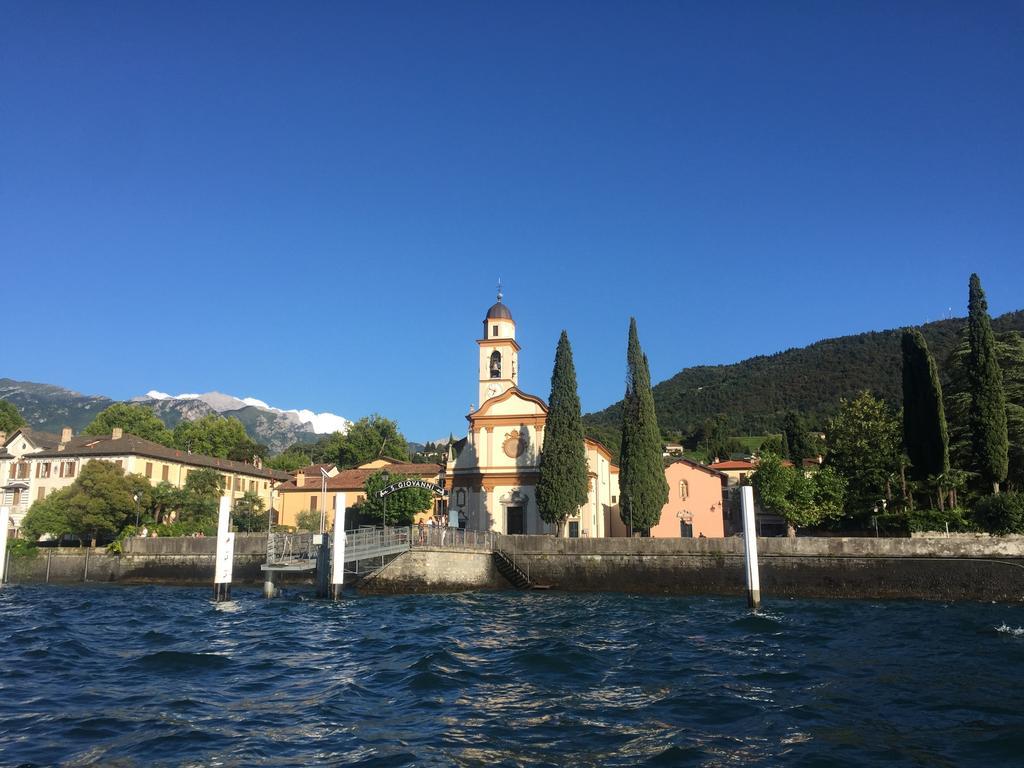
[266, 532, 319, 565]
[344, 526, 411, 563]
[411, 526, 497, 551]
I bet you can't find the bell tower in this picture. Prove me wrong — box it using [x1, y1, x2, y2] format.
[478, 282, 520, 405]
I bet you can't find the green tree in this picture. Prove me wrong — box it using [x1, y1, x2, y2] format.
[172, 415, 260, 460]
[337, 415, 410, 467]
[266, 450, 316, 472]
[901, 329, 950, 506]
[83, 403, 174, 445]
[759, 434, 786, 456]
[536, 331, 589, 534]
[178, 467, 221, 521]
[296, 509, 321, 532]
[0, 400, 27, 433]
[149, 480, 183, 524]
[783, 412, 814, 464]
[753, 453, 846, 536]
[64, 460, 139, 545]
[618, 318, 669, 534]
[21, 488, 73, 541]
[946, 330, 1024, 493]
[966, 274, 1009, 493]
[357, 470, 434, 526]
[825, 391, 901, 520]
[232, 491, 267, 532]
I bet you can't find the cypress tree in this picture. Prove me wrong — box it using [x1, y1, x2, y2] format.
[536, 331, 590, 534]
[966, 273, 1008, 493]
[783, 411, 811, 464]
[618, 318, 669, 535]
[901, 328, 950, 483]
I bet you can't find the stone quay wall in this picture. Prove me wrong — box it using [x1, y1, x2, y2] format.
[364, 535, 1024, 602]
[5, 535, 1024, 601]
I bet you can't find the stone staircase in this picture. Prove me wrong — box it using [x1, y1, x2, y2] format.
[493, 549, 532, 589]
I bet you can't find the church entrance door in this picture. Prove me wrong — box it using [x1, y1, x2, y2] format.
[506, 506, 525, 535]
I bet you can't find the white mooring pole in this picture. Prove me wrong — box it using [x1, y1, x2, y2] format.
[213, 495, 234, 602]
[331, 493, 347, 600]
[0, 506, 10, 585]
[740, 485, 761, 610]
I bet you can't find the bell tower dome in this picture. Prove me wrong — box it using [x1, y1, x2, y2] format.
[478, 282, 520, 405]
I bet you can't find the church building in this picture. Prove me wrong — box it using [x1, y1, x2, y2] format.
[447, 291, 620, 536]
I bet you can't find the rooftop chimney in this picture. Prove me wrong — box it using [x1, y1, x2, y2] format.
[112, 427, 124, 440]
[295, 471, 305, 488]
[61, 427, 73, 443]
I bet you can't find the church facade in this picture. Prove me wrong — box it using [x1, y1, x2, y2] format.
[447, 293, 620, 537]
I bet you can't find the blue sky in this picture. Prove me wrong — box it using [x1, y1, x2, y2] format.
[2, 1, 1022, 442]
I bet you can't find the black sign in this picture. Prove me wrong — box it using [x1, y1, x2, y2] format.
[377, 480, 448, 498]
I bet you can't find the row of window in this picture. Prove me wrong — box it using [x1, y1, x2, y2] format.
[5, 459, 268, 496]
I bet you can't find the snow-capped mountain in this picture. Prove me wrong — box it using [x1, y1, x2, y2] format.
[140, 390, 350, 435]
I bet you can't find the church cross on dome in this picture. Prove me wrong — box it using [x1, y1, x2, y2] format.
[496, 278, 503, 303]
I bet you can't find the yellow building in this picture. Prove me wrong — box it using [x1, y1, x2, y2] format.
[447, 292, 620, 536]
[274, 458, 443, 530]
[2, 426, 288, 534]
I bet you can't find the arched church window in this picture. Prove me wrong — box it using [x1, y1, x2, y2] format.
[490, 350, 501, 378]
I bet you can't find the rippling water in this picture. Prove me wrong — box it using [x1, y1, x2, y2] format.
[2, 585, 1023, 766]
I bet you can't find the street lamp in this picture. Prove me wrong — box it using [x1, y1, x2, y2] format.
[382, 471, 390, 529]
[133, 493, 140, 530]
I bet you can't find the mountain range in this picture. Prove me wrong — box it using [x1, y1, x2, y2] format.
[0, 380, 349, 454]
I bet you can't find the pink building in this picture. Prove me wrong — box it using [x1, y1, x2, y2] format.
[609, 458, 726, 538]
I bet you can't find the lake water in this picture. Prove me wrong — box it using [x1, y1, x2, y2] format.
[1, 585, 1023, 766]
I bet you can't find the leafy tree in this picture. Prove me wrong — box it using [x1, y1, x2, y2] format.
[357, 470, 434, 526]
[753, 453, 846, 536]
[825, 391, 901, 520]
[266, 450, 316, 472]
[759, 434, 786, 456]
[83, 403, 174, 445]
[966, 274, 1009, 493]
[0, 399, 27, 433]
[149, 481, 183, 524]
[296, 509, 321, 532]
[618, 318, 669, 535]
[783, 412, 814, 464]
[337, 415, 410, 467]
[232, 492, 267, 532]
[536, 331, 590, 534]
[64, 460, 139, 545]
[901, 329, 950, 507]
[172, 415, 261, 461]
[21, 488, 73, 541]
[973, 491, 1024, 534]
[178, 467, 221, 521]
[693, 414, 743, 462]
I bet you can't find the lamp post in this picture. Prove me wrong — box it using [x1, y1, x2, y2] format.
[382, 471, 390, 529]
[133, 493, 140, 530]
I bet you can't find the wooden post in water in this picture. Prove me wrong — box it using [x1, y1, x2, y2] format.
[0, 506, 9, 584]
[331, 493, 347, 600]
[740, 485, 761, 610]
[213, 496, 234, 602]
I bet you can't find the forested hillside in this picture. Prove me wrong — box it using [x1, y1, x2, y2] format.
[584, 310, 1024, 441]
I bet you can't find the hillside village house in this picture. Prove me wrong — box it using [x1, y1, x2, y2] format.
[0, 427, 288, 537]
[609, 458, 726, 538]
[446, 292, 621, 536]
[274, 458, 444, 530]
